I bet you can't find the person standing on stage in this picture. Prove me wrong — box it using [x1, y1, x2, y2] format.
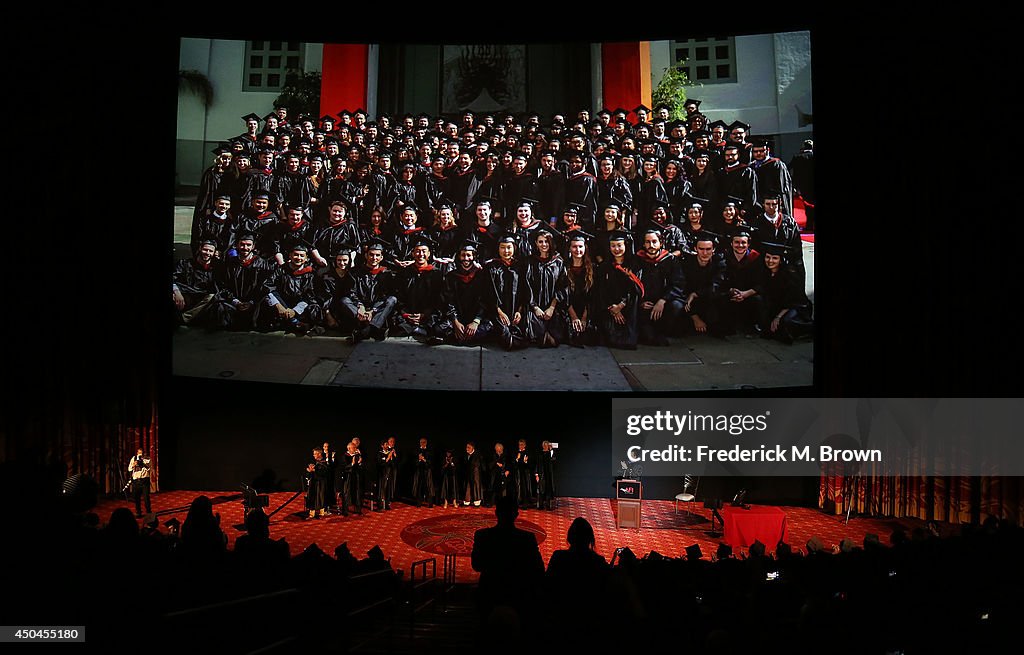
[463, 441, 484, 507]
[535, 440, 556, 510]
[440, 449, 459, 509]
[128, 448, 152, 517]
[321, 440, 337, 514]
[514, 439, 534, 508]
[305, 448, 329, 519]
[489, 442, 511, 507]
[340, 441, 363, 515]
[377, 437, 398, 511]
[411, 437, 435, 508]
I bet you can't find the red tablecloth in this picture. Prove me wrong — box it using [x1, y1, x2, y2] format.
[720, 505, 789, 549]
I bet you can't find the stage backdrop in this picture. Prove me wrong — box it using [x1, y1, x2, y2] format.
[442, 45, 526, 115]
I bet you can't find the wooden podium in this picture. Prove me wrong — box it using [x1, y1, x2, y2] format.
[616, 479, 642, 528]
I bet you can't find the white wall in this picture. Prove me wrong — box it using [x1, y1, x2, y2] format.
[650, 32, 812, 140]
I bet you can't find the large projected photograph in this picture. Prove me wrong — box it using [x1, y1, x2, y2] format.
[173, 34, 814, 391]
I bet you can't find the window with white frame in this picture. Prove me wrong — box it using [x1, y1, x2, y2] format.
[670, 37, 737, 84]
[243, 40, 304, 91]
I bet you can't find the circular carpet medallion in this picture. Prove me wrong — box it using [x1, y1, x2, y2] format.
[400, 513, 546, 555]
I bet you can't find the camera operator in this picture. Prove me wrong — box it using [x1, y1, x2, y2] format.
[128, 448, 152, 517]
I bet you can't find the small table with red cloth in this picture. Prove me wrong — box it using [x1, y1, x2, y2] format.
[719, 505, 789, 549]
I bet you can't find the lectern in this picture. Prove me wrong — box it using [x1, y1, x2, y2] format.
[616, 479, 642, 528]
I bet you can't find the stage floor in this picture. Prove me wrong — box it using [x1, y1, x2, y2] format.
[96, 491, 923, 583]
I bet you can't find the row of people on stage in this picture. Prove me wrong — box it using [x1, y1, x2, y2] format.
[304, 438, 557, 518]
[174, 195, 811, 348]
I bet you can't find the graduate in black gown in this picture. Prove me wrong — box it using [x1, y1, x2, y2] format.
[172, 241, 221, 327]
[439, 449, 459, 509]
[717, 143, 758, 214]
[513, 439, 534, 508]
[756, 242, 813, 344]
[565, 231, 599, 347]
[722, 229, 765, 335]
[679, 232, 728, 337]
[462, 442, 484, 507]
[192, 146, 235, 251]
[749, 139, 794, 218]
[484, 235, 531, 350]
[635, 200, 685, 258]
[463, 199, 502, 263]
[535, 441, 556, 510]
[267, 204, 316, 266]
[436, 242, 491, 345]
[749, 192, 805, 286]
[311, 200, 362, 266]
[536, 149, 566, 224]
[411, 437, 435, 508]
[595, 153, 633, 218]
[595, 231, 644, 349]
[305, 448, 329, 519]
[318, 250, 356, 334]
[635, 228, 685, 346]
[340, 441, 363, 515]
[376, 437, 398, 511]
[194, 193, 235, 257]
[235, 191, 279, 260]
[564, 151, 599, 231]
[524, 226, 569, 347]
[254, 244, 323, 334]
[392, 235, 448, 342]
[211, 233, 272, 330]
[489, 442, 511, 507]
[428, 201, 462, 262]
[342, 239, 398, 342]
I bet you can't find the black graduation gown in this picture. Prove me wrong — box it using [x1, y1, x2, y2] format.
[236, 209, 279, 258]
[390, 227, 428, 262]
[536, 450, 555, 503]
[446, 166, 477, 212]
[192, 165, 231, 246]
[317, 267, 355, 318]
[513, 448, 534, 505]
[635, 220, 686, 256]
[340, 451, 364, 512]
[439, 455, 459, 503]
[464, 223, 502, 263]
[595, 256, 644, 349]
[716, 163, 758, 214]
[305, 459, 329, 512]
[222, 171, 252, 212]
[596, 173, 634, 218]
[470, 174, 504, 221]
[173, 258, 220, 325]
[462, 450, 484, 503]
[436, 264, 490, 343]
[509, 221, 542, 259]
[312, 220, 362, 260]
[383, 180, 421, 219]
[564, 171, 599, 230]
[634, 176, 669, 228]
[501, 172, 537, 220]
[566, 262, 597, 344]
[267, 219, 316, 260]
[393, 263, 447, 335]
[749, 213, 805, 282]
[536, 170, 567, 223]
[257, 263, 323, 328]
[195, 211, 235, 256]
[411, 447, 435, 504]
[243, 168, 279, 208]
[421, 174, 449, 217]
[211, 254, 272, 329]
[755, 264, 813, 337]
[525, 254, 569, 344]
[680, 253, 728, 330]
[664, 177, 693, 224]
[490, 451, 511, 500]
[272, 171, 312, 211]
[430, 225, 462, 261]
[484, 257, 531, 327]
[751, 157, 794, 217]
[320, 175, 362, 215]
[377, 444, 398, 506]
[346, 266, 398, 316]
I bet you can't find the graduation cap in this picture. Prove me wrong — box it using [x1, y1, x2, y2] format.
[692, 230, 722, 246]
[353, 108, 368, 117]
[684, 195, 711, 213]
[511, 151, 529, 161]
[722, 142, 741, 151]
[364, 236, 390, 252]
[562, 227, 597, 243]
[607, 229, 633, 243]
[562, 201, 586, 215]
[722, 195, 745, 209]
[633, 104, 651, 115]
[411, 232, 439, 251]
[281, 202, 306, 214]
[211, 145, 233, 155]
[685, 544, 703, 561]
[458, 240, 479, 252]
[430, 153, 447, 164]
[654, 102, 672, 113]
[497, 232, 518, 244]
[751, 136, 775, 149]
[319, 115, 336, 125]
[727, 120, 751, 132]
[252, 190, 271, 200]
[683, 98, 702, 111]
[761, 191, 783, 202]
[689, 129, 711, 141]
[641, 154, 662, 165]
[708, 119, 729, 131]
[601, 200, 624, 214]
[241, 113, 261, 123]
[517, 195, 540, 210]
[261, 112, 281, 123]
[235, 232, 257, 243]
[761, 241, 795, 257]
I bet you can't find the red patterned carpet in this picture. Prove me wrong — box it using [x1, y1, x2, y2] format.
[93, 491, 924, 582]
